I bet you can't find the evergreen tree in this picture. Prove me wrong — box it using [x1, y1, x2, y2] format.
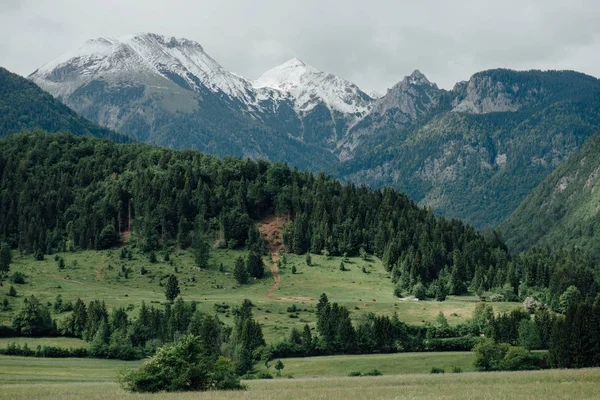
[274, 360, 285, 376]
[165, 275, 180, 302]
[0, 243, 11, 274]
[246, 252, 264, 279]
[192, 233, 210, 269]
[11, 295, 55, 336]
[233, 256, 248, 285]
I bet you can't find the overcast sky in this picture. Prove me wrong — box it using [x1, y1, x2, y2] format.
[1, 0, 599, 92]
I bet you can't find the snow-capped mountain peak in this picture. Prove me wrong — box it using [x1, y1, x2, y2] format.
[253, 58, 372, 115]
[30, 33, 252, 100]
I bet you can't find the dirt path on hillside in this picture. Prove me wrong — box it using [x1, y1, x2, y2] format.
[96, 265, 103, 281]
[258, 216, 314, 302]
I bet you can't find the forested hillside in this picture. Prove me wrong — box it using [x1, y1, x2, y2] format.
[501, 130, 600, 257]
[0, 131, 509, 294]
[0, 67, 129, 143]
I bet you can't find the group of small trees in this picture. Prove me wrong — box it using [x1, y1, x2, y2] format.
[233, 253, 265, 285]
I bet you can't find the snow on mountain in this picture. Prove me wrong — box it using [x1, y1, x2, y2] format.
[253, 58, 373, 116]
[30, 33, 254, 101]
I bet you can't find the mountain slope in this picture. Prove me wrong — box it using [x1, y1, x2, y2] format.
[254, 58, 373, 148]
[0, 66, 129, 142]
[500, 129, 600, 256]
[339, 69, 600, 228]
[28, 33, 373, 170]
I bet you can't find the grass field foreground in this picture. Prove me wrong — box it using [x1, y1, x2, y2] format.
[1, 368, 599, 400]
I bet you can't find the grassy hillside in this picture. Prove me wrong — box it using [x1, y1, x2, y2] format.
[501, 130, 600, 256]
[0, 247, 518, 343]
[0, 67, 129, 143]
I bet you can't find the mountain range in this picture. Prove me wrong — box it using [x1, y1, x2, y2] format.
[23, 33, 600, 229]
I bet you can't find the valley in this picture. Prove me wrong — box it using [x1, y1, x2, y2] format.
[2, 5, 600, 397]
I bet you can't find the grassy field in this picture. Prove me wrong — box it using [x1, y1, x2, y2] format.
[0, 247, 520, 342]
[0, 352, 472, 385]
[255, 352, 476, 377]
[0, 355, 598, 400]
[0, 337, 87, 349]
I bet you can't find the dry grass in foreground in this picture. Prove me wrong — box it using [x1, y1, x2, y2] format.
[1, 368, 600, 400]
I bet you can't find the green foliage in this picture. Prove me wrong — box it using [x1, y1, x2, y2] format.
[8, 286, 16, 297]
[165, 275, 180, 302]
[430, 367, 445, 374]
[11, 295, 55, 336]
[192, 232, 210, 269]
[412, 283, 427, 300]
[34, 250, 44, 261]
[517, 320, 542, 350]
[274, 359, 285, 376]
[233, 256, 249, 285]
[291, 265, 297, 274]
[305, 253, 312, 266]
[0, 243, 11, 274]
[120, 335, 244, 393]
[98, 224, 120, 250]
[0, 132, 510, 296]
[473, 338, 509, 371]
[246, 252, 265, 279]
[501, 130, 600, 257]
[10, 272, 26, 284]
[0, 67, 129, 143]
[559, 285, 581, 313]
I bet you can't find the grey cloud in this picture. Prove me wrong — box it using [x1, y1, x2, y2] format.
[1, 0, 599, 92]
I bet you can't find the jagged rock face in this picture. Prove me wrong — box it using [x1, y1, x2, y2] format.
[340, 69, 600, 228]
[338, 70, 443, 160]
[450, 73, 545, 114]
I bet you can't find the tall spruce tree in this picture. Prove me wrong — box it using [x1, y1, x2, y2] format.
[165, 275, 180, 302]
[0, 243, 11, 274]
[233, 256, 249, 284]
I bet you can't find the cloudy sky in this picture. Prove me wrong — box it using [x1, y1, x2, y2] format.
[1, 0, 599, 92]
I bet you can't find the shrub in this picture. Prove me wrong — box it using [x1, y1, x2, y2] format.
[451, 366, 463, 373]
[34, 250, 44, 261]
[430, 367, 445, 374]
[499, 346, 540, 371]
[473, 338, 509, 371]
[120, 335, 244, 392]
[256, 372, 273, 379]
[348, 371, 362, 377]
[11, 272, 26, 284]
[363, 369, 382, 376]
[412, 282, 427, 300]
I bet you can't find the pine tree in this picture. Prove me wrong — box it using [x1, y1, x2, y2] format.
[246, 252, 264, 279]
[233, 256, 249, 284]
[165, 275, 180, 302]
[0, 243, 11, 274]
[301, 323, 313, 351]
[192, 233, 210, 269]
[274, 360, 285, 376]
